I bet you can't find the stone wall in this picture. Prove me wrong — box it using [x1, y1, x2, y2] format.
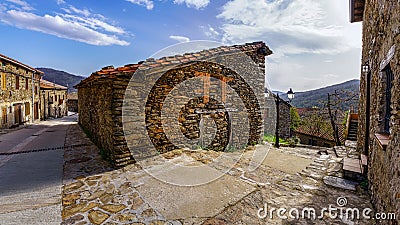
[278, 98, 291, 138]
[263, 96, 276, 135]
[263, 96, 291, 138]
[77, 42, 272, 167]
[357, 0, 400, 222]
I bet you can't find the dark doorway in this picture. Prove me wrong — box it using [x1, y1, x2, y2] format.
[13, 104, 22, 125]
[34, 102, 39, 120]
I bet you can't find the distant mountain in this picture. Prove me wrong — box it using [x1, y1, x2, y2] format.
[37, 68, 85, 92]
[272, 79, 360, 111]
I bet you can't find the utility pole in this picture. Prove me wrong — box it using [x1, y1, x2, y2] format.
[275, 93, 280, 148]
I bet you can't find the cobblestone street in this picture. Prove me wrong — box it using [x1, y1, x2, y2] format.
[62, 124, 373, 225]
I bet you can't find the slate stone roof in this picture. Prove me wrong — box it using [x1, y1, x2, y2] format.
[0, 53, 44, 74]
[40, 79, 68, 90]
[295, 123, 346, 143]
[75, 41, 271, 88]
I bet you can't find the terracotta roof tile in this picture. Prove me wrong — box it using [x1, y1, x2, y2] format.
[75, 41, 272, 88]
[40, 79, 68, 90]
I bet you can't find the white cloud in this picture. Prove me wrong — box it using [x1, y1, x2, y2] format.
[217, 0, 363, 92]
[0, 10, 129, 46]
[6, 0, 33, 11]
[68, 6, 90, 17]
[60, 14, 126, 34]
[126, 0, 154, 10]
[201, 25, 220, 39]
[169, 35, 190, 43]
[0, 1, 130, 46]
[173, 0, 210, 9]
[217, 0, 360, 55]
[56, 0, 65, 5]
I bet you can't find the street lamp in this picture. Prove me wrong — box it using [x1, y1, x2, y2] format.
[362, 63, 370, 156]
[275, 88, 295, 148]
[362, 64, 370, 73]
[42, 90, 46, 120]
[287, 88, 295, 102]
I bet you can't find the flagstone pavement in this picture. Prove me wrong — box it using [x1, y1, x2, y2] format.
[62, 124, 374, 225]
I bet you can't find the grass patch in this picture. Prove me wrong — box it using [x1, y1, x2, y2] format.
[263, 134, 289, 144]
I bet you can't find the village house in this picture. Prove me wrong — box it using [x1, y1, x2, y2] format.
[0, 54, 42, 128]
[293, 107, 346, 147]
[40, 79, 68, 119]
[67, 92, 78, 113]
[350, 0, 400, 222]
[76, 42, 272, 167]
[294, 121, 345, 148]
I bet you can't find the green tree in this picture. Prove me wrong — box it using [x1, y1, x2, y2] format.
[290, 107, 301, 130]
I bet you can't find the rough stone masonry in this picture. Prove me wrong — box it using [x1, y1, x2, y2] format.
[355, 0, 400, 223]
[76, 42, 272, 167]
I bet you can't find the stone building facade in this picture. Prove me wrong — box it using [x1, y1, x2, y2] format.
[351, 0, 400, 223]
[67, 92, 78, 113]
[264, 94, 291, 138]
[40, 79, 68, 119]
[0, 54, 42, 128]
[76, 42, 272, 167]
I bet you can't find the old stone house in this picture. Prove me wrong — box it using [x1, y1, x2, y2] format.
[76, 42, 272, 167]
[294, 122, 345, 148]
[350, 0, 400, 223]
[67, 92, 78, 113]
[293, 107, 346, 147]
[0, 54, 43, 128]
[40, 79, 68, 119]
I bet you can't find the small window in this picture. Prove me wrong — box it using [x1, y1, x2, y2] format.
[1, 73, 6, 90]
[16, 76, 19, 89]
[35, 85, 38, 95]
[382, 65, 394, 134]
[25, 77, 28, 89]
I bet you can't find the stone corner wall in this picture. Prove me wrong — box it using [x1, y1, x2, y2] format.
[77, 79, 116, 165]
[358, 1, 400, 223]
[77, 42, 270, 168]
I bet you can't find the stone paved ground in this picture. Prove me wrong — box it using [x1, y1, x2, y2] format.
[62, 124, 375, 225]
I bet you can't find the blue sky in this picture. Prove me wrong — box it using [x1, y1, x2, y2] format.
[0, 0, 362, 91]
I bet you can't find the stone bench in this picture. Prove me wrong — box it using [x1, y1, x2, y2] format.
[343, 154, 368, 180]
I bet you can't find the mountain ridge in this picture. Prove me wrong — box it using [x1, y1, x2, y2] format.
[36, 67, 85, 92]
[272, 79, 360, 110]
